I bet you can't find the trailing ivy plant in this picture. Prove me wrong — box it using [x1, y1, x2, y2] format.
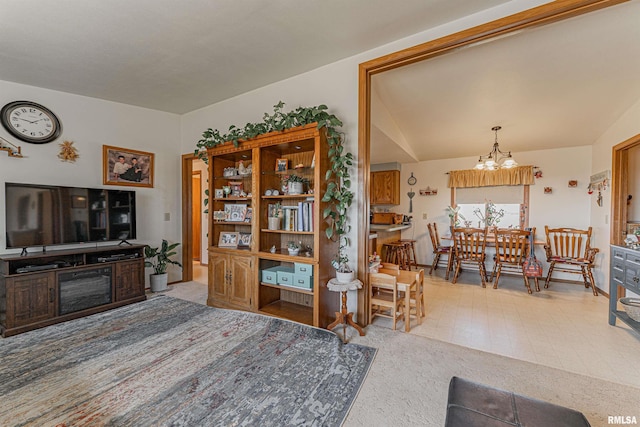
[196, 102, 354, 273]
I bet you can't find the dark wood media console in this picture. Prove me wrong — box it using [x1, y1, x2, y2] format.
[0, 244, 146, 337]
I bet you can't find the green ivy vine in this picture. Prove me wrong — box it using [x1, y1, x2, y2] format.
[196, 102, 354, 271]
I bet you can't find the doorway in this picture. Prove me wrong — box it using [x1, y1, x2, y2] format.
[357, 0, 624, 325]
[192, 171, 202, 261]
[182, 153, 209, 284]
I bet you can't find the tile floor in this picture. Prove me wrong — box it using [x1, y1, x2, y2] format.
[167, 261, 640, 389]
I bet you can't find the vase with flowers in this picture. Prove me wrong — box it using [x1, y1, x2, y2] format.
[473, 202, 505, 227]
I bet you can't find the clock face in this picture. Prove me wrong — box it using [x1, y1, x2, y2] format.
[407, 173, 417, 186]
[1, 101, 62, 144]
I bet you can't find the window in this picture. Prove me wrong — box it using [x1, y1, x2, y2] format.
[453, 185, 528, 229]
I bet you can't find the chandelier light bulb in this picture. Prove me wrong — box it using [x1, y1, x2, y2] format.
[472, 126, 517, 170]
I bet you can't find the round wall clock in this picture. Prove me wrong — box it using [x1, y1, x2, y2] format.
[1, 101, 62, 144]
[407, 172, 417, 186]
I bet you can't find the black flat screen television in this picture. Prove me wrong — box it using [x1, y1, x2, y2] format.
[5, 182, 136, 250]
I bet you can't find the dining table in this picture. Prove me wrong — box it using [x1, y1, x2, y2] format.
[370, 268, 417, 332]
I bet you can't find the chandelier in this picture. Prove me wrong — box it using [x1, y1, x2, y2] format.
[473, 126, 518, 170]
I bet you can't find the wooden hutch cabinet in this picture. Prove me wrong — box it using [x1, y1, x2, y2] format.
[206, 124, 339, 328]
[371, 170, 400, 205]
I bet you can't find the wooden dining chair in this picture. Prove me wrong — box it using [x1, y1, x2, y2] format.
[492, 228, 539, 293]
[427, 222, 453, 279]
[544, 226, 599, 295]
[379, 262, 400, 275]
[369, 272, 405, 330]
[409, 268, 425, 321]
[451, 227, 489, 287]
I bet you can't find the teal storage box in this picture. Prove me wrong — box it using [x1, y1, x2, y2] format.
[292, 274, 313, 290]
[294, 262, 313, 277]
[261, 266, 287, 285]
[276, 267, 295, 286]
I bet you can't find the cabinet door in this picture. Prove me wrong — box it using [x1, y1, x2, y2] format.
[371, 170, 400, 205]
[624, 252, 640, 293]
[6, 273, 56, 328]
[208, 252, 229, 304]
[115, 260, 144, 301]
[228, 255, 253, 309]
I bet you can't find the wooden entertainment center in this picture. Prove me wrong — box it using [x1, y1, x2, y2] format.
[0, 244, 146, 337]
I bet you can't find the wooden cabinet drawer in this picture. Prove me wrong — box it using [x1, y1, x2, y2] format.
[625, 251, 640, 267]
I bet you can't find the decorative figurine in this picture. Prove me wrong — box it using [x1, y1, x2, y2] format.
[238, 160, 247, 175]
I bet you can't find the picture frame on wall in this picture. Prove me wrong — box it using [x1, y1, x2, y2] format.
[218, 232, 239, 248]
[103, 145, 154, 188]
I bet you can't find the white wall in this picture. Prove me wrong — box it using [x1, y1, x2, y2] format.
[0, 80, 184, 284]
[180, 0, 550, 275]
[591, 97, 640, 294]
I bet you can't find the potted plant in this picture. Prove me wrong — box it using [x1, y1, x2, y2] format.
[144, 240, 183, 292]
[331, 236, 354, 283]
[268, 202, 281, 230]
[323, 130, 355, 283]
[284, 174, 309, 195]
[287, 241, 301, 256]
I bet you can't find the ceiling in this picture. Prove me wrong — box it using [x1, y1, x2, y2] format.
[2, 1, 638, 166]
[370, 1, 640, 164]
[0, 0, 509, 114]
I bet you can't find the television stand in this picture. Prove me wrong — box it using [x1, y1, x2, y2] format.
[0, 244, 146, 337]
[118, 239, 132, 246]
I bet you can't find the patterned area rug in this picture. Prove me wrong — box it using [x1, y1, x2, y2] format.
[0, 296, 376, 426]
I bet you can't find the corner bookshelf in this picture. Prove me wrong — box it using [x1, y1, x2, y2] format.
[206, 124, 338, 328]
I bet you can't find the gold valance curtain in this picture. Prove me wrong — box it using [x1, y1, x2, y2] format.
[448, 165, 534, 188]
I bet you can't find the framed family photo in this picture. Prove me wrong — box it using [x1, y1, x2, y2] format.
[218, 232, 239, 248]
[103, 145, 154, 188]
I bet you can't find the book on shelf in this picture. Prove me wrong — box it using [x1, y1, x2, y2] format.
[282, 206, 298, 231]
[294, 201, 313, 232]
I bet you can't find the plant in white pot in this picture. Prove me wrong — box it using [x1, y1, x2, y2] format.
[144, 240, 182, 292]
[267, 202, 281, 230]
[331, 236, 354, 283]
[287, 241, 301, 256]
[284, 174, 309, 195]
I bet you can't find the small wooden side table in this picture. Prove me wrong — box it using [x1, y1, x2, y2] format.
[326, 278, 365, 343]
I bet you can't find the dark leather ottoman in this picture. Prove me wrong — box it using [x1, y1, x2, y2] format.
[445, 376, 591, 426]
